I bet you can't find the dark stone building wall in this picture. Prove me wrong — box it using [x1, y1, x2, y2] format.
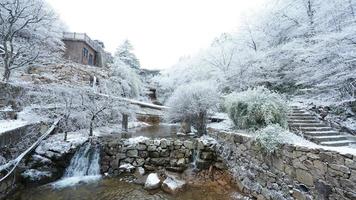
[63, 40, 97, 66]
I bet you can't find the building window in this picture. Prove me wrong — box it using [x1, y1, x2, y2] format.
[89, 54, 93, 65]
[82, 47, 88, 59]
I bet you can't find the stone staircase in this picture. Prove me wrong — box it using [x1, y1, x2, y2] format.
[288, 107, 356, 147]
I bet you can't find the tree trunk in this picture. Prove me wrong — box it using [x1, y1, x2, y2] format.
[180, 118, 192, 134]
[64, 131, 68, 141]
[122, 113, 128, 132]
[2, 64, 10, 82]
[89, 115, 95, 137]
[196, 112, 207, 136]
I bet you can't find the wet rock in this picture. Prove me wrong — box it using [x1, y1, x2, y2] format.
[144, 173, 161, 190]
[161, 176, 186, 194]
[21, 169, 52, 184]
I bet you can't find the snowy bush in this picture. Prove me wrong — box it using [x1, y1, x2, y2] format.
[225, 87, 289, 130]
[166, 81, 219, 136]
[255, 124, 287, 155]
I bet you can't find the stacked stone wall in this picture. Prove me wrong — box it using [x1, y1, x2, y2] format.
[100, 137, 222, 174]
[208, 131, 356, 200]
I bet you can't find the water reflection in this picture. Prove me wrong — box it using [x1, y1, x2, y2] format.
[130, 124, 180, 138]
[9, 178, 241, 200]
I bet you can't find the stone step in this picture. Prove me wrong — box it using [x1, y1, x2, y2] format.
[299, 127, 332, 132]
[320, 140, 356, 147]
[287, 120, 320, 124]
[308, 135, 348, 142]
[303, 130, 340, 137]
[288, 116, 316, 120]
[289, 123, 327, 128]
[291, 110, 306, 114]
[288, 113, 315, 117]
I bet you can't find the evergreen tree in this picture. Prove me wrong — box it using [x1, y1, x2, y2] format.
[115, 39, 141, 69]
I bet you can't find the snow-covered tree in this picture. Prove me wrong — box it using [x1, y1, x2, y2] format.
[106, 55, 143, 98]
[157, 0, 356, 104]
[0, 0, 65, 82]
[166, 81, 219, 136]
[115, 39, 140, 69]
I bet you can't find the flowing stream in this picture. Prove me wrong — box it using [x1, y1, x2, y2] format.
[52, 142, 101, 188]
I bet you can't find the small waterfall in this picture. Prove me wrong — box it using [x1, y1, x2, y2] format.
[191, 149, 200, 170]
[52, 143, 101, 188]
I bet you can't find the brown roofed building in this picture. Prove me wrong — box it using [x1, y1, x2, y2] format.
[62, 32, 112, 67]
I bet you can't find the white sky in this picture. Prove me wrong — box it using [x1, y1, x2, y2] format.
[47, 0, 265, 69]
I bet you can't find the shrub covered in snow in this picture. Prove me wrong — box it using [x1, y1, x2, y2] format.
[225, 87, 289, 130]
[255, 124, 288, 155]
[166, 81, 219, 136]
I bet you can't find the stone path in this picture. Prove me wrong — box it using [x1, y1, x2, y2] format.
[288, 106, 356, 147]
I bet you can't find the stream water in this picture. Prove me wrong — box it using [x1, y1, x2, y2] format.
[9, 177, 243, 200]
[131, 124, 179, 138]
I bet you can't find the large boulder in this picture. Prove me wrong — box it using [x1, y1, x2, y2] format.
[161, 176, 186, 194]
[144, 173, 161, 190]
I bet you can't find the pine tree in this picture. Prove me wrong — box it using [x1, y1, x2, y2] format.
[115, 39, 141, 69]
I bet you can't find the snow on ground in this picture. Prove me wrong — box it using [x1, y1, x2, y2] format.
[123, 136, 149, 146]
[128, 121, 151, 129]
[35, 131, 88, 155]
[0, 119, 28, 134]
[198, 135, 218, 146]
[208, 112, 234, 131]
[17, 107, 47, 123]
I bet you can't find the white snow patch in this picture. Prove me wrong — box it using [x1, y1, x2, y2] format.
[198, 135, 218, 145]
[119, 163, 135, 172]
[128, 121, 151, 129]
[124, 136, 149, 146]
[0, 120, 28, 134]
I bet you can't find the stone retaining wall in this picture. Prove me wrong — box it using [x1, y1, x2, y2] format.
[100, 137, 223, 175]
[208, 130, 356, 200]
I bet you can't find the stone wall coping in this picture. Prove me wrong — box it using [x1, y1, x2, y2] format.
[208, 129, 356, 157]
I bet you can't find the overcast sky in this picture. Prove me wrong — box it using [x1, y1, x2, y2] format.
[47, 0, 265, 69]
